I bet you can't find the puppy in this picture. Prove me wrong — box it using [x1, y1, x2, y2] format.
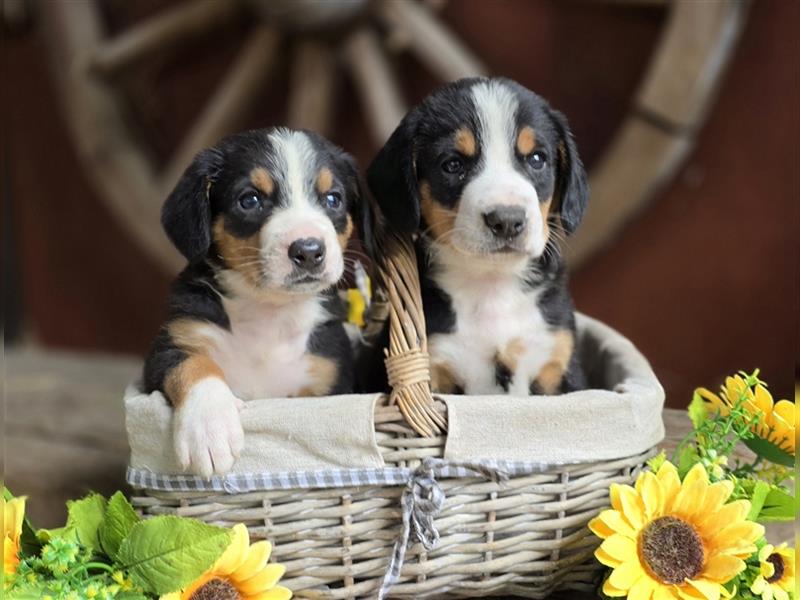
[143, 128, 364, 477]
[364, 77, 589, 396]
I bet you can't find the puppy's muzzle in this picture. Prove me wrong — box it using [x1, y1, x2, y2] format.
[288, 237, 326, 273]
[483, 206, 527, 241]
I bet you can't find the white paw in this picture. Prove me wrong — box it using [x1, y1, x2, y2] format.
[173, 378, 244, 479]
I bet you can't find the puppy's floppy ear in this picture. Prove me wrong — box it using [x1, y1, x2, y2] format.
[340, 152, 374, 257]
[549, 109, 589, 235]
[366, 111, 420, 236]
[161, 148, 223, 262]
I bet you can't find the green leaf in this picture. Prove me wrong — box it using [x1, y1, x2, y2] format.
[746, 480, 770, 520]
[743, 437, 794, 467]
[677, 445, 699, 479]
[100, 491, 141, 561]
[758, 487, 797, 522]
[37, 493, 107, 552]
[646, 451, 667, 473]
[688, 391, 708, 429]
[118, 516, 232, 595]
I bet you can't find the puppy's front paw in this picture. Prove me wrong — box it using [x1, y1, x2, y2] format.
[173, 378, 244, 478]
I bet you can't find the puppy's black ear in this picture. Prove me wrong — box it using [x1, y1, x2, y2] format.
[340, 152, 374, 257]
[366, 112, 420, 236]
[549, 109, 589, 235]
[161, 148, 223, 262]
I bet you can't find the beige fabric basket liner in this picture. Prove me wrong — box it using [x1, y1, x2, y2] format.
[126, 313, 664, 479]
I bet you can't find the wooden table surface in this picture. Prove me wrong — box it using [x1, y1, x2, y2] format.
[4, 349, 791, 599]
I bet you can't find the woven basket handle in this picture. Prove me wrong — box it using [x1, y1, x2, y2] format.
[374, 227, 447, 437]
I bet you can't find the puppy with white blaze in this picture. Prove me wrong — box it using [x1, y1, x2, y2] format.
[143, 128, 367, 478]
[361, 77, 590, 396]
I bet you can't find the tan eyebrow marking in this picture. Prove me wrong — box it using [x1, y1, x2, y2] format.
[516, 126, 536, 155]
[250, 167, 274, 195]
[454, 127, 476, 157]
[316, 167, 334, 194]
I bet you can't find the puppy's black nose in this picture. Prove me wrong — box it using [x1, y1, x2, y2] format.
[483, 207, 527, 240]
[288, 238, 326, 271]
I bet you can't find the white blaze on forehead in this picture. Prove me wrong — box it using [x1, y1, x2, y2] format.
[268, 128, 317, 208]
[471, 80, 519, 169]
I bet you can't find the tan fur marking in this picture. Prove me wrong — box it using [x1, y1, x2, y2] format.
[297, 354, 338, 396]
[419, 181, 457, 244]
[540, 197, 552, 243]
[250, 167, 274, 195]
[168, 318, 214, 355]
[517, 126, 536, 155]
[454, 127, 476, 157]
[431, 361, 462, 394]
[533, 329, 574, 394]
[337, 214, 354, 250]
[212, 217, 262, 285]
[316, 167, 334, 194]
[164, 355, 224, 407]
[495, 336, 527, 374]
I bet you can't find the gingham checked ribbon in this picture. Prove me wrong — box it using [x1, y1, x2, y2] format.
[377, 457, 508, 600]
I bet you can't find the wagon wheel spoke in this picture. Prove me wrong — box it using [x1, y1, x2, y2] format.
[90, 0, 242, 77]
[287, 40, 336, 136]
[342, 28, 406, 145]
[161, 26, 281, 193]
[375, 0, 486, 81]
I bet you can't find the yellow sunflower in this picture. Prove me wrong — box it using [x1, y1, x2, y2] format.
[750, 543, 795, 600]
[697, 374, 795, 456]
[589, 461, 764, 600]
[161, 524, 291, 600]
[3, 496, 26, 576]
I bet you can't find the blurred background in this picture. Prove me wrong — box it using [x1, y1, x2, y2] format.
[3, 0, 797, 524]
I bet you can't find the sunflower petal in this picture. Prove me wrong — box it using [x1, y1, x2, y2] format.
[608, 560, 645, 591]
[684, 578, 722, 600]
[636, 471, 663, 519]
[596, 546, 623, 568]
[617, 485, 646, 530]
[713, 521, 764, 554]
[657, 462, 681, 511]
[603, 577, 629, 597]
[628, 574, 657, 600]
[232, 540, 272, 582]
[702, 553, 744, 583]
[653, 586, 679, 600]
[698, 500, 749, 532]
[600, 534, 638, 563]
[237, 563, 287, 595]
[250, 586, 293, 600]
[701, 481, 734, 514]
[214, 524, 250, 575]
[590, 509, 637, 539]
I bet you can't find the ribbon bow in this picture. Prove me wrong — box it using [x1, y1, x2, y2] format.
[377, 458, 508, 599]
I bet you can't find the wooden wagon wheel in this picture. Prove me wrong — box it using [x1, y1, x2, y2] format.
[39, 0, 747, 274]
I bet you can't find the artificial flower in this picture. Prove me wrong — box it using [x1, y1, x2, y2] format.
[590, 461, 764, 600]
[161, 523, 291, 600]
[698, 374, 795, 455]
[750, 543, 795, 600]
[3, 496, 26, 576]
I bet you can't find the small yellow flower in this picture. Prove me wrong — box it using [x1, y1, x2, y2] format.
[161, 524, 292, 600]
[112, 570, 134, 591]
[3, 496, 26, 576]
[589, 461, 764, 600]
[750, 544, 795, 600]
[697, 374, 795, 455]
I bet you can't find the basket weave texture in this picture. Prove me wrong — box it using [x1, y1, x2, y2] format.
[131, 230, 658, 599]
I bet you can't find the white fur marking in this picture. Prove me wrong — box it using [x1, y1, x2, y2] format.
[173, 377, 244, 478]
[429, 252, 557, 395]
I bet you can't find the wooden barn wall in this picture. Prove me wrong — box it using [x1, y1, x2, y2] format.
[5, 0, 797, 407]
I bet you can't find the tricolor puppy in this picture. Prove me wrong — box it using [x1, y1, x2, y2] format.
[143, 128, 364, 478]
[365, 77, 589, 395]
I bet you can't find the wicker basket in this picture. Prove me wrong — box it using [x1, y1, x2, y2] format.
[127, 231, 664, 599]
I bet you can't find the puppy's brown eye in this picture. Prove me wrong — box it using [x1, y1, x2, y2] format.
[530, 151, 547, 170]
[442, 158, 464, 175]
[238, 194, 261, 211]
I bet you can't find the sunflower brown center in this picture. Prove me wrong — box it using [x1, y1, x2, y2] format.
[189, 578, 242, 600]
[640, 516, 705, 584]
[766, 553, 785, 583]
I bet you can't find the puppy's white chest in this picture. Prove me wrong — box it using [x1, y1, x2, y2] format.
[207, 297, 327, 399]
[430, 273, 554, 395]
